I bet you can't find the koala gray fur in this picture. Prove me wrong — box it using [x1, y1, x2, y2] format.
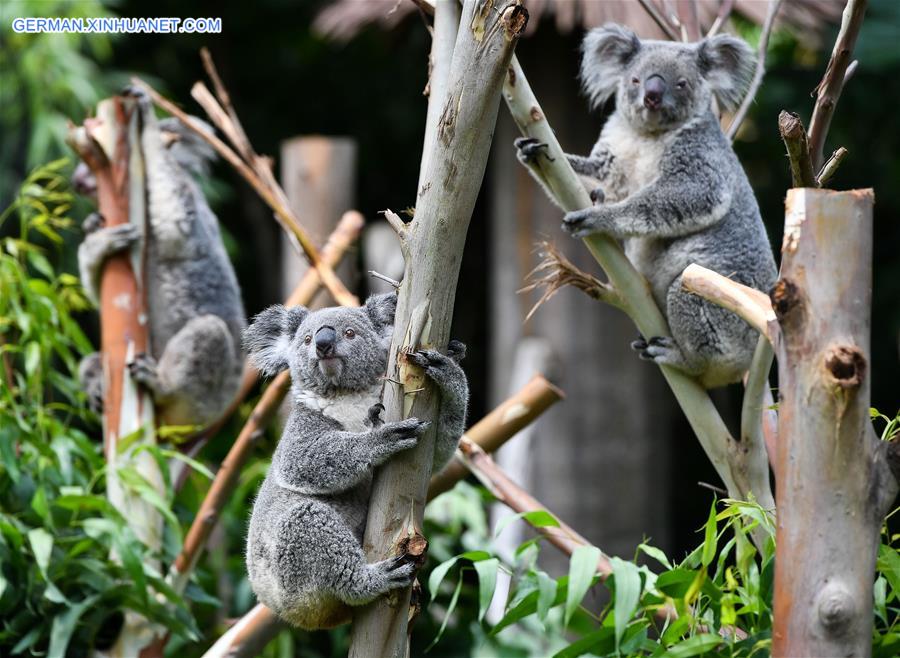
[516, 24, 776, 388]
[76, 89, 246, 426]
[243, 293, 468, 629]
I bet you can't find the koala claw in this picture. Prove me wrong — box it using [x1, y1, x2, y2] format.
[127, 353, 161, 390]
[367, 402, 385, 428]
[514, 137, 553, 163]
[632, 336, 677, 362]
[562, 208, 606, 239]
[120, 84, 149, 103]
[82, 212, 104, 234]
[380, 556, 416, 588]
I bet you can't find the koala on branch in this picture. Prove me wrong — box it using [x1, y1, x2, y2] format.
[76, 87, 246, 425]
[243, 293, 468, 629]
[517, 25, 776, 388]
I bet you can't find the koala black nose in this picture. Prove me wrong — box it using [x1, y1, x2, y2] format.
[315, 326, 337, 357]
[643, 75, 666, 110]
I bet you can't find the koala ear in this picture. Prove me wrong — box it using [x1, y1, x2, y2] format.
[243, 304, 308, 376]
[364, 292, 397, 331]
[580, 24, 641, 109]
[696, 34, 755, 112]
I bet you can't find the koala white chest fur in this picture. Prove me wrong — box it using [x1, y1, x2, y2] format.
[596, 112, 675, 202]
[294, 384, 382, 433]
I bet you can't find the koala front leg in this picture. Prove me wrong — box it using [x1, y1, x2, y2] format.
[562, 175, 731, 240]
[407, 341, 469, 472]
[275, 416, 431, 496]
[128, 314, 239, 426]
[77, 222, 140, 305]
[78, 352, 104, 414]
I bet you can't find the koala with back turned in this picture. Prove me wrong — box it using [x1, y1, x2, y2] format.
[76, 88, 246, 425]
[517, 25, 777, 388]
[243, 293, 468, 629]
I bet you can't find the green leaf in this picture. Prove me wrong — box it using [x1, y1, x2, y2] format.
[638, 542, 672, 569]
[609, 556, 642, 650]
[656, 568, 697, 599]
[494, 509, 560, 539]
[474, 558, 499, 622]
[27, 527, 53, 579]
[564, 545, 601, 627]
[663, 633, 722, 657]
[428, 575, 463, 650]
[428, 556, 461, 597]
[47, 593, 102, 658]
[536, 571, 556, 621]
[24, 341, 40, 376]
[877, 543, 900, 596]
[701, 500, 718, 567]
[553, 626, 615, 658]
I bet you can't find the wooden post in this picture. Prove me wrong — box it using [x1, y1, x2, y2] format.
[279, 137, 357, 304]
[348, 3, 527, 655]
[771, 188, 898, 657]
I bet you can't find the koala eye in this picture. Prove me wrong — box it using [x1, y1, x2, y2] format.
[344, 328, 355, 339]
[631, 76, 640, 85]
[676, 79, 688, 89]
[304, 335, 312, 345]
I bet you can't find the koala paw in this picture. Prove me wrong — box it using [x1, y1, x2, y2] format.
[514, 137, 553, 164]
[127, 353, 161, 392]
[589, 186, 606, 205]
[366, 402, 385, 429]
[377, 554, 417, 590]
[82, 212, 105, 235]
[630, 335, 677, 362]
[562, 207, 607, 239]
[378, 417, 430, 456]
[120, 84, 150, 106]
[87, 223, 140, 255]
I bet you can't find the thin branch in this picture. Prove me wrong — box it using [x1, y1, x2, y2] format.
[807, 0, 868, 171]
[816, 146, 848, 187]
[201, 605, 282, 658]
[706, 0, 735, 38]
[680, 264, 778, 344]
[778, 110, 817, 188]
[726, 0, 784, 140]
[520, 241, 621, 319]
[199, 47, 254, 162]
[130, 77, 358, 308]
[741, 336, 776, 472]
[637, 0, 680, 40]
[674, 0, 702, 41]
[368, 270, 401, 289]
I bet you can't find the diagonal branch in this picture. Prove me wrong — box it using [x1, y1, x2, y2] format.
[807, 0, 867, 171]
[778, 110, 817, 188]
[637, 0, 681, 41]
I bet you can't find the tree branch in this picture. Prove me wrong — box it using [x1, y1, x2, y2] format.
[807, 0, 868, 171]
[680, 264, 778, 344]
[816, 146, 848, 187]
[706, 0, 736, 38]
[778, 110, 817, 188]
[502, 55, 775, 543]
[129, 77, 358, 308]
[349, 3, 527, 654]
[726, 0, 784, 140]
[637, 0, 681, 41]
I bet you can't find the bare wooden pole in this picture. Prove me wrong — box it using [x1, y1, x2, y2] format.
[771, 188, 896, 656]
[349, 3, 527, 654]
[807, 0, 867, 171]
[68, 98, 166, 658]
[502, 55, 775, 543]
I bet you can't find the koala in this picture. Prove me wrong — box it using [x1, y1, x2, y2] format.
[516, 25, 777, 388]
[243, 293, 468, 629]
[76, 87, 246, 426]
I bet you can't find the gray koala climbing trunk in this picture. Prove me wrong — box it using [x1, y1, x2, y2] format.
[771, 188, 898, 657]
[348, 2, 527, 656]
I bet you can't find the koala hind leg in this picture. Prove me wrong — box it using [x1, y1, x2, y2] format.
[130, 314, 239, 426]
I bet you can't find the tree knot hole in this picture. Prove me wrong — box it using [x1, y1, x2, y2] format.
[502, 4, 529, 39]
[824, 345, 865, 389]
[816, 583, 856, 634]
[770, 278, 801, 321]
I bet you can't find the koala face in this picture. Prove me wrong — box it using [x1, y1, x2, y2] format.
[580, 24, 755, 134]
[244, 293, 397, 395]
